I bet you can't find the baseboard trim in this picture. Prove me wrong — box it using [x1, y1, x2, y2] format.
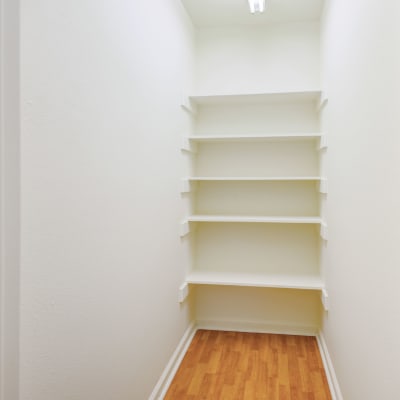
[317, 332, 343, 400]
[196, 319, 318, 336]
[148, 322, 197, 400]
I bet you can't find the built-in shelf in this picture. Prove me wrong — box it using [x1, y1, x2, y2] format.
[182, 133, 326, 153]
[186, 176, 321, 182]
[181, 176, 326, 194]
[187, 133, 322, 142]
[188, 90, 322, 105]
[186, 215, 322, 224]
[179, 86, 327, 314]
[186, 271, 324, 291]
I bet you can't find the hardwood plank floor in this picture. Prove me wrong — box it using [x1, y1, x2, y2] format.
[164, 330, 331, 400]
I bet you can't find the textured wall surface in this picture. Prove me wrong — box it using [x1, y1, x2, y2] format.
[320, 1, 400, 398]
[20, 1, 194, 398]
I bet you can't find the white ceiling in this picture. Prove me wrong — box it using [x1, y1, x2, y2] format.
[181, 0, 325, 27]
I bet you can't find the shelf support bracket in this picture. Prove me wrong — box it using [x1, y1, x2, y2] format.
[319, 135, 328, 150]
[317, 91, 328, 112]
[320, 222, 328, 241]
[321, 288, 329, 311]
[319, 179, 328, 194]
[181, 137, 197, 153]
[181, 179, 191, 194]
[178, 282, 189, 303]
[181, 179, 198, 194]
[180, 97, 198, 116]
[180, 221, 190, 237]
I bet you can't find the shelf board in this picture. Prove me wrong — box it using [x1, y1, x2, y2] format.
[186, 271, 324, 291]
[189, 90, 322, 105]
[187, 176, 321, 182]
[187, 215, 322, 224]
[187, 133, 322, 142]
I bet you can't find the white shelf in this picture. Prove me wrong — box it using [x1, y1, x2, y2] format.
[180, 87, 325, 309]
[189, 90, 322, 105]
[187, 176, 321, 182]
[187, 215, 322, 224]
[187, 133, 322, 142]
[186, 271, 324, 291]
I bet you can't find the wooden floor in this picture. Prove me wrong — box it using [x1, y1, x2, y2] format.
[164, 330, 331, 400]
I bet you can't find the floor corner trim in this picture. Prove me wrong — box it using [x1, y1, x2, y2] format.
[316, 332, 344, 400]
[148, 322, 197, 400]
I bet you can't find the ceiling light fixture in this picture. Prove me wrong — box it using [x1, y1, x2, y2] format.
[248, 0, 265, 13]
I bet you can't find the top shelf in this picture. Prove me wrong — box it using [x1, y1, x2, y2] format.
[187, 133, 322, 142]
[188, 90, 322, 106]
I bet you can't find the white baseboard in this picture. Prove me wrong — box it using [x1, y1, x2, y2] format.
[148, 322, 197, 400]
[317, 332, 343, 400]
[197, 319, 318, 336]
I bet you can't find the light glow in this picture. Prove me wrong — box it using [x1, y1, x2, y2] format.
[248, 0, 265, 13]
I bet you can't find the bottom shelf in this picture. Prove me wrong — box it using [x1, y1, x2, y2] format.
[193, 285, 323, 335]
[186, 270, 323, 291]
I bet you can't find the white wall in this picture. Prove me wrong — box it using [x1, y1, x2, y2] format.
[321, 1, 400, 398]
[0, 0, 20, 398]
[20, 1, 194, 399]
[195, 21, 321, 94]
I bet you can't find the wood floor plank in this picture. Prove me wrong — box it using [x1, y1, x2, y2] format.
[164, 330, 331, 400]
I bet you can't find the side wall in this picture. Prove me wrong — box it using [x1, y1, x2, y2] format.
[20, 1, 194, 399]
[0, 0, 20, 399]
[321, 1, 400, 399]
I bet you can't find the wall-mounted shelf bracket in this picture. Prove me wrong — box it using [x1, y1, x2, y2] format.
[320, 222, 328, 241]
[319, 179, 328, 194]
[321, 288, 329, 311]
[181, 179, 198, 194]
[317, 91, 328, 112]
[181, 137, 197, 153]
[319, 135, 328, 150]
[180, 221, 190, 237]
[178, 282, 189, 303]
[181, 97, 198, 116]
[181, 179, 191, 193]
